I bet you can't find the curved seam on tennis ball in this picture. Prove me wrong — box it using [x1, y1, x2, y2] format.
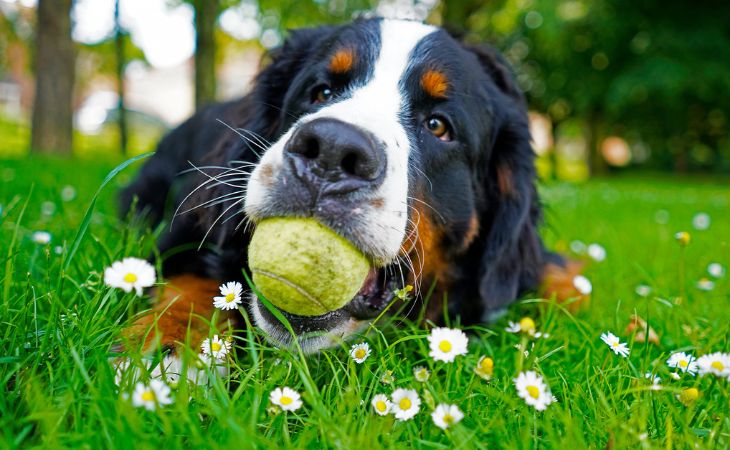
[252, 268, 327, 311]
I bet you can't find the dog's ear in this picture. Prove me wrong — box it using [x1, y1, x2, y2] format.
[247, 26, 336, 135]
[467, 44, 545, 317]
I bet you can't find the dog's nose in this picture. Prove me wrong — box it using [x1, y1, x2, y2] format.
[285, 118, 385, 193]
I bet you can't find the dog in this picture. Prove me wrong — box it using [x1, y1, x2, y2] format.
[119, 18, 586, 357]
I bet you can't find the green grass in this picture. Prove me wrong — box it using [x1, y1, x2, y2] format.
[1, 156, 729, 449]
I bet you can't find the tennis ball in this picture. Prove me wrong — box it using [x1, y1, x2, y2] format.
[248, 217, 371, 316]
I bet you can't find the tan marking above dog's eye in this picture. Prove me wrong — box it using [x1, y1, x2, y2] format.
[420, 70, 449, 98]
[329, 48, 355, 74]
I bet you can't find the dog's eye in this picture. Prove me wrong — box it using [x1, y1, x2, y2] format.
[311, 85, 334, 104]
[425, 116, 451, 141]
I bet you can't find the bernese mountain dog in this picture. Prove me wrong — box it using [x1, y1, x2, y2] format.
[119, 18, 586, 357]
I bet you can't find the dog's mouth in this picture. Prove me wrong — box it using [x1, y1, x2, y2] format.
[250, 265, 400, 353]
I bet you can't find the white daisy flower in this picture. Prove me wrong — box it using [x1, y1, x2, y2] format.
[131, 379, 173, 411]
[431, 404, 464, 430]
[669, 372, 681, 380]
[349, 342, 371, 364]
[600, 331, 630, 357]
[390, 388, 420, 421]
[32, 231, 51, 244]
[213, 281, 243, 310]
[380, 370, 395, 385]
[413, 366, 430, 382]
[427, 327, 469, 363]
[61, 185, 76, 201]
[696, 278, 715, 291]
[474, 356, 494, 381]
[707, 262, 725, 279]
[644, 372, 661, 390]
[371, 393, 392, 416]
[573, 275, 592, 295]
[200, 335, 231, 360]
[696, 352, 730, 377]
[103, 257, 156, 296]
[269, 387, 302, 412]
[666, 352, 698, 375]
[587, 243, 606, 262]
[514, 371, 553, 411]
[635, 284, 652, 297]
[505, 317, 545, 337]
[692, 212, 710, 230]
[570, 240, 586, 254]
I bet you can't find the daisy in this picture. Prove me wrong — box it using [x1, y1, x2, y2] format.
[573, 275, 592, 295]
[696, 278, 715, 291]
[635, 284, 652, 297]
[674, 231, 691, 246]
[600, 331, 630, 357]
[390, 388, 420, 421]
[514, 371, 553, 411]
[431, 404, 464, 430]
[200, 335, 231, 360]
[474, 356, 494, 381]
[428, 327, 469, 363]
[61, 185, 76, 202]
[696, 352, 730, 377]
[131, 379, 173, 411]
[349, 342, 371, 364]
[666, 352, 698, 375]
[32, 231, 51, 244]
[104, 257, 156, 296]
[213, 281, 243, 310]
[269, 387, 302, 412]
[371, 393, 392, 416]
[692, 212, 710, 230]
[569, 240, 586, 254]
[708, 263, 725, 278]
[678, 387, 699, 405]
[380, 370, 395, 385]
[644, 372, 661, 389]
[413, 366, 430, 382]
[587, 243, 606, 262]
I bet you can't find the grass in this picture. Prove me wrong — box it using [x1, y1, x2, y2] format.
[1, 156, 729, 449]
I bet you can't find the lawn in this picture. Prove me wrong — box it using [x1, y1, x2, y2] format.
[1, 156, 728, 449]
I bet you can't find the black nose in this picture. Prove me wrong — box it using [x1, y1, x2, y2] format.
[285, 118, 385, 193]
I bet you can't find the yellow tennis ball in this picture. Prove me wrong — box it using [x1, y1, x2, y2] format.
[248, 217, 371, 316]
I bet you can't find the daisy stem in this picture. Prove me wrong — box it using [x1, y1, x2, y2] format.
[282, 413, 291, 444]
[678, 246, 686, 303]
[516, 336, 528, 373]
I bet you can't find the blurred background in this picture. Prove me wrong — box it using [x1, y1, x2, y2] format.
[1, 0, 729, 180]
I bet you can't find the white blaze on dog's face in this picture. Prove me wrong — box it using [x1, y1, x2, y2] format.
[245, 20, 437, 265]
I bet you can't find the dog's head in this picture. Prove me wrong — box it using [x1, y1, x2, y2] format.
[205, 19, 543, 351]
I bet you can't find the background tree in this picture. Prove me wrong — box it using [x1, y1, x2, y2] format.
[30, 0, 76, 155]
[193, 0, 219, 109]
[114, 0, 128, 155]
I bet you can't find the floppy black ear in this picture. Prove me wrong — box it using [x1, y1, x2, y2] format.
[468, 45, 545, 317]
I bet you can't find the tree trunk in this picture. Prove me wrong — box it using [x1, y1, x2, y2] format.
[114, 0, 128, 156]
[193, 0, 218, 110]
[586, 111, 607, 176]
[31, 0, 76, 155]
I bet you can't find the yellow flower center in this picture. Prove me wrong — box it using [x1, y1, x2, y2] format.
[375, 400, 387, 412]
[680, 388, 699, 403]
[141, 390, 155, 402]
[519, 317, 536, 332]
[611, 342, 619, 348]
[280, 396, 293, 405]
[479, 357, 494, 374]
[438, 340, 452, 353]
[443, 414, 454, 424]
[354, 348, 366, 359]
[399, 398, 412, 410]
[526, 385, 540, 399]
[711, 361, 724, 371]
[123, 273, 138, 283]
[225, 293, 235, 303]
[679, 360, 688, 368]
[211, 342, 222, 352]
